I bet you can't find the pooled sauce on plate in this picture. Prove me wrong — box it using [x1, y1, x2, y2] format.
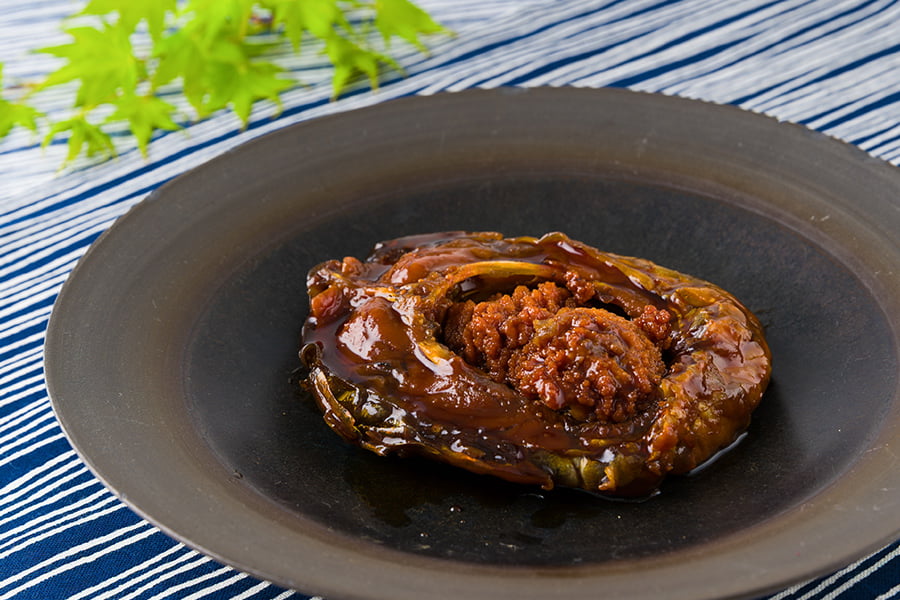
[300, 232, 771, 497]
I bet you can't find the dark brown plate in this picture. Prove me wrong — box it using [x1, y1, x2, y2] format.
[45, 88, 900, 600]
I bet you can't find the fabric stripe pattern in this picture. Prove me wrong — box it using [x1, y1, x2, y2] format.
[1, 1, 898, 598]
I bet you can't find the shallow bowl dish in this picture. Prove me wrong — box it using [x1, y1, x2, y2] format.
[45, 87, 900, 600]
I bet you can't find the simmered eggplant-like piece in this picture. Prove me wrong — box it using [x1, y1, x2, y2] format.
[300, 232, 771, 497]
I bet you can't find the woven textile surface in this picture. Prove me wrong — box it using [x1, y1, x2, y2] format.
[1, 1, 899, 599]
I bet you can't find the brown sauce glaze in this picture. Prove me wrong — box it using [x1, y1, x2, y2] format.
[300, 232, 771, 497]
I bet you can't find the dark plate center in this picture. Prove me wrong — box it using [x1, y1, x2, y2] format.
[186, 174, 896, 566]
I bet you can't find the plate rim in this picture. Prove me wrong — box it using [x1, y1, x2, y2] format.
[45, 86, 900, 600]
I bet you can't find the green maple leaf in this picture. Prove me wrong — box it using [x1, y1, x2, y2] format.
[38, 24, 141, 108]
[5, 0, 447, 165]
[152, 30, 209, 114]
[0, 64, 42, 138]
[185, 0, 256, 43]
[0, 101, 40, 138]
[79, 0, 177, 41]
[266, 0, 346, 49]
[153, 9, 290, 120]
[374, 0, 446, 51]
[325, 35, 400, 98]
[108, 93, 180, 156]
[42, 115, 116, 165]
[156, 30, 292, 123]
[203, 57, 294, 124]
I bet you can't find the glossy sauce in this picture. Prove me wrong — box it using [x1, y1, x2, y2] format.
[301, 232, 771, 497]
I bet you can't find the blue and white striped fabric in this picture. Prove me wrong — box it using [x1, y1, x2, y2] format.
[2, 1, 899, 598]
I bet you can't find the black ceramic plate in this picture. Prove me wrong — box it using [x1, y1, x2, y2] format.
[45, 88, 900, 600]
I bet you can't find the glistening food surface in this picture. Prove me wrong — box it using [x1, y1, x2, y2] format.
[300, 232, 772, 497]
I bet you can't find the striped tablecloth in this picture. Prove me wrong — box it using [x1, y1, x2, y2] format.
[2, 1, 899, 599]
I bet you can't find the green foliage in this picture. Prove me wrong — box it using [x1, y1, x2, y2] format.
[81, 0, 177, 42]
[38, 25, 142, 108]
[107, 93, 180, 156]
[325, 35, 398, 97]
[1, 0, 447, 166]
[0, 66, 42, 138]
[269, 0, 347, 49]
[375, 0, 444, 51]
[42, 115, 117, 164]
